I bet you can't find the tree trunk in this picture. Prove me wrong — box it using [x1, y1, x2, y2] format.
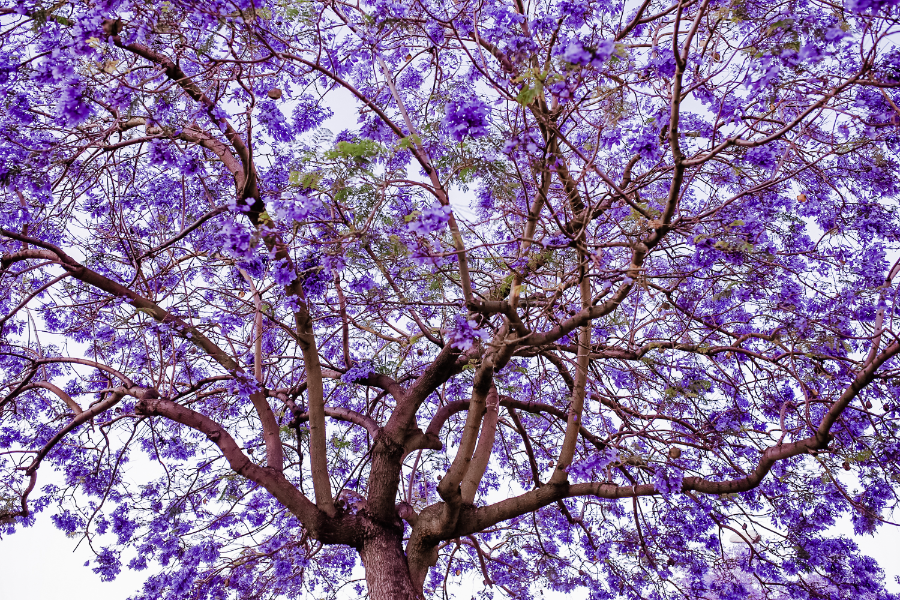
[360, 529, 421, 600]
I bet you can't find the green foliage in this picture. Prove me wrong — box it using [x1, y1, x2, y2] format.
[325, 139, 382, 162]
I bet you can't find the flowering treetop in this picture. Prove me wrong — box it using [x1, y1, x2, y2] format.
[1, 0, 900, 599]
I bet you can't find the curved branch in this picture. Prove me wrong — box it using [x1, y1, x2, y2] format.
[0, 471, 37, 524]
[135, 396, 359, 545]
[0, 271, 70, 334]
[24, 387, 135, 475]
[293, 406, 381, 438]
[422, 396, 606, 451]
[19, 381, 82, 415]
[0, 235, 239, 373]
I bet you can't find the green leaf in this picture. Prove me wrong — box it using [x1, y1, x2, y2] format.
[849, 448, 873, 463]
[325, 139, 381, 161]
[516, 81, 542, 106]
[396, 134, 422, 150]
[766, 18, 794, 36]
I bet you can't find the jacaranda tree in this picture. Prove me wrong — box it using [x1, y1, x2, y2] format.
[1, 0, 900, 598]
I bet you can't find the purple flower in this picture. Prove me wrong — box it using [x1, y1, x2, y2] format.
[341, 360, 375, 383]
[444, 98, 490, 142]
[271, 258, 295, 286]
[92, 548, 121, 582]
[782, 44, 824, 66]
[56, 82, 93, 126]
[229, 371, 261, 400]
[825, 25, 849, 42]
[568, 448, 618, 481]
[258, 100, 293, 143]
[292, 94, 333, 136]
[744, 145, 780, 170]
[446, 314, 489, 350]
[269, 192, 322, 223]
[148, 139, 177, 167]
[283, 294, 302, 311]
[221, 222, 253, 258]
[563, 39, 615, 67]
[653, 464, 684, 496]
[408, 202, 451, 235]
[425, 21, 445, 45]
[847, 0, 900, 12]
[746, 56, 781, 94]
[349, 274, 377, 293]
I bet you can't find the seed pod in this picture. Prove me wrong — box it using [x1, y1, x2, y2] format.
[843, 461, 851, 471]
[416, 348, 424, 356]
[797, 193, 807, 203]
[865, 400, 873, 409]
[668, 447, 682, 459]
[667, 557, 676, 566]
[267, 88, 283, 100]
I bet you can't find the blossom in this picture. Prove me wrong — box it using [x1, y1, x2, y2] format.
[56, 82, 93, 126]
[653, 464, 684, 496]
[568, 448, 618, 481]
[563, 39, 615, 67]
[446, 314, 489, 350]
[444, 98, 490, 141]
[147, 139, 177, 167]
[349, 274, 377, 293]
[341, 360, 375, 383]
[269, 192, 322, 223]
[257, 100, 293, 143]
[847, 0, 900, 12]
[220, 222, 253, 258]
[407, 202, 451, 235]
[292, 94, 333, 136]
[271, 258, 295, 286]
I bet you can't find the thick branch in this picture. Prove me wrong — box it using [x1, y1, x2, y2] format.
[135, 396, 358, 544]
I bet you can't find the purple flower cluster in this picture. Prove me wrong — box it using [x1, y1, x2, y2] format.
[269, 192, 322, 223]
[443, 98, 491, 142]
[652, 464, 684, 496]
[341, 360, 375, 383]
[562, 39, 615, 67]
[349, 274, 377, 293]
[220, 222, 253, 258]
[258, 100, 293, 143]
[271, 258, 295, 286]
[446, 314, 489, 350]
[293, 94, 334, 136]
[407, 202, 451, 235]
[56, 82, 92, 126]
[567, 448, 618, 481]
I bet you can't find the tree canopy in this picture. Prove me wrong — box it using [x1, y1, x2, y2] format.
[1, 0, 900, 599]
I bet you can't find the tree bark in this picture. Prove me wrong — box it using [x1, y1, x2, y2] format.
[360, 529, 421, 600]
